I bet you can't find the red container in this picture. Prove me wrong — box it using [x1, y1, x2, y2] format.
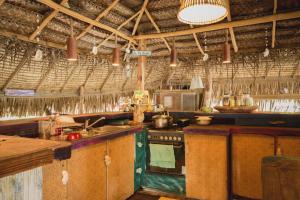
[67, 132, 82, 141]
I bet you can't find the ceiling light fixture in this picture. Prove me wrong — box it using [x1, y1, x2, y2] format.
[170, 39, 177, 67]
[223, 29, 231, 64]
[66, 20, 77, 61]
[112, 35, 120, 67]
[178, 0, 228, 25]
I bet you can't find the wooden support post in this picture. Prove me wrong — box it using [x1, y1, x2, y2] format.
[203, 64, 213, 107]
[137, 39, 146, 91]
[30, 0, 69, 40]
[76, 0, 120, 40]
[132, 0, 149, 36]
[272, 0, 278, 48]
[2, 48, 34, 90]
[225, 0, 238, 52]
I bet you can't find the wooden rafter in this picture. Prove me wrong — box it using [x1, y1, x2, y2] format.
[100, 68, 114, 91]
[38, 0, 136, 44]
[2, 48, 34, 90]
[272, 0, 278, 48]
[29, 0, 69, 40]
[132, 0, 149, 36]
[82, 60, 98, 87]
[76, 0, 120, 40]
[145, 9, 171, 52]
[36, 55, 59, 91]
[133, 11, 300, 40]
[97, 11, 140, 48]
[292, 60, 300, 78]
[225, 0, 238, 52]
[60, 64, 79, 92]
[190, 25, 204, 55]
[0, 0, 5, 6]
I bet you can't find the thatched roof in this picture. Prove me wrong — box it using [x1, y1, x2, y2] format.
[0, 0, 299, 95]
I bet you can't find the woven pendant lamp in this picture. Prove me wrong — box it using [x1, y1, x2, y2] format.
[112, 35, 120, 67]
[67, 20, 77, 61]
[178, 0, 228, 25]
[170, 39, 177, 67]
[223, 29, 231, 64]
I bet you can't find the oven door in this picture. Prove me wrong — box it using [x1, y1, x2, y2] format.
[146, 141, 185, 176]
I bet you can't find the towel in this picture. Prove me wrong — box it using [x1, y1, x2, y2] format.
[150, 144, 176, 168]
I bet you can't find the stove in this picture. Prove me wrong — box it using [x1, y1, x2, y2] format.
[146, 126, 185, 176]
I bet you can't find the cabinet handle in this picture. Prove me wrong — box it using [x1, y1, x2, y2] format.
[269, 120, 286, 125]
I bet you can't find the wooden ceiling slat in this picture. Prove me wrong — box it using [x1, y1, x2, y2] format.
[37, 0, 136, 44]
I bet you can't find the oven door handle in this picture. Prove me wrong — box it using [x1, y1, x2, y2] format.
[173, 145, 183, 149]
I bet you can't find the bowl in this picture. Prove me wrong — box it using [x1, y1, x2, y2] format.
[195, 116, 212, 125]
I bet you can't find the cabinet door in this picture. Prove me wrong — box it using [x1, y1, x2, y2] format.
[108, 134, 135, 200]
[67, 143, 107, 200]
[232, 134, 274, 199]
[43, 160, 68, 200]
[185, 134, 228, 200]
[278, 136, 300, 157]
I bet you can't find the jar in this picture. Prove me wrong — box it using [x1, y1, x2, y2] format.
[229, 95, 235, 107]
[222, 94, 230, 106]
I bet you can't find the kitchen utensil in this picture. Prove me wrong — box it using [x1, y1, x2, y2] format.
[152, 115, 173, 129]
[195, 116, 212, 125]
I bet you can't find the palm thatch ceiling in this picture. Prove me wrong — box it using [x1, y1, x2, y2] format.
[0, 0, 299, 96]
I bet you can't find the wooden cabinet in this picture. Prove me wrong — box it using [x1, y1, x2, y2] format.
[43, 160, 68, 200]
[185, 134, 228, 200]
[108, 134, 135, 200]
[43, 135, 135, 200]
[67, 143, 107, 200]
[278, 136, 300, 157]
[232, 134, 274, 199]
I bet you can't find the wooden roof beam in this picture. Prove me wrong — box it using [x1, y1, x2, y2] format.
[2, 48, 34, 90]
[76, 0, 120, 40]
[97, 10, 140, 48]
[60, 64, 79, 92]
[36, 54, 59, 91]
[133, 11, 300, 40]
[29, 0, 69, 40]
[190, 25, 205, 55]
[99, 68, 114, 92]
[38, 0, 136, 44]
[145, 9, 171, 52]
[272, 0, 278, 48]
[225, 0, 238, 52]
[132, 0, 149, 36]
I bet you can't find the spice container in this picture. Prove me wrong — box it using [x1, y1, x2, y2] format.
[222, 94, 230, 106]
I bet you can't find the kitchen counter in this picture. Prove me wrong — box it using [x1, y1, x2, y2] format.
[184, 125, 300, 136]
[50, 125, 143, 150]
[0, 135, 71, 178]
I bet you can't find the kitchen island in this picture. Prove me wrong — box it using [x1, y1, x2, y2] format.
[0, 122, 142, 200]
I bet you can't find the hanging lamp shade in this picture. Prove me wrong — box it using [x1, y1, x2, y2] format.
[178, 0, 228, 25]
[170, 47, 177, 67]
[112, 47, 120, 67]
[223, 42, 231, 64]
[67, 37, 77, 61]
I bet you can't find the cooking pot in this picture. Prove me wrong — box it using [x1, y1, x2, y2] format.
[152, 115, 173, 129]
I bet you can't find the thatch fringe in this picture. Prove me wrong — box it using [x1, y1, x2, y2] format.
[0, 92, 133, 118]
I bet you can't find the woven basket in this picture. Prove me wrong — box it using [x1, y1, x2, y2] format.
[214, 106, 258, 113]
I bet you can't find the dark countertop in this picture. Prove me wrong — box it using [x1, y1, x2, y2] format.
[184, 125, 300, 137]
[49, 125, 143, 150]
